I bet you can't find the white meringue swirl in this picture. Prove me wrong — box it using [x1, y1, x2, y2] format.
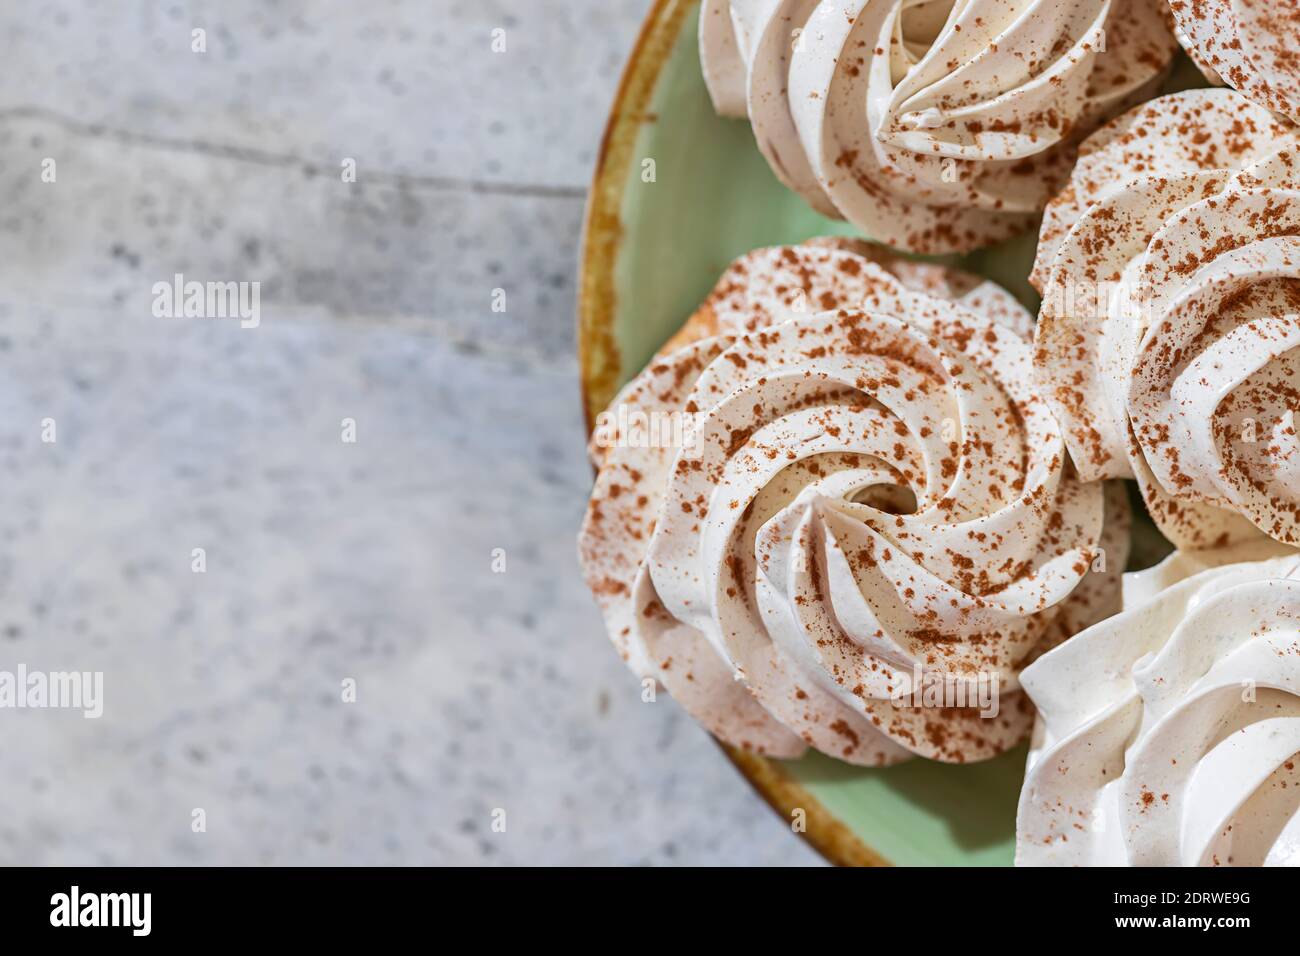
[699, 0, 1176, 253]
[580, 242, 1126, 765]
[1033, 88, 1300, 549]
[1169, 0, 1300, 125]
[1018, 547, 1300, 866]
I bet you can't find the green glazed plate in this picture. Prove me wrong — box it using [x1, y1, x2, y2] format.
[578, 0, 1185, 866]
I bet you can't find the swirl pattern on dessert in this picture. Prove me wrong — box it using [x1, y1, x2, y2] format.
[1032, 88, 1300, 549]
[1018, 550, 1300, 866]
[580, 241, 1127, 765]
[699, 0, 1176, 253]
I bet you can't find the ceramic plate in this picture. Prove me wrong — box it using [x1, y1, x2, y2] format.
[578, 0, 1185, 865]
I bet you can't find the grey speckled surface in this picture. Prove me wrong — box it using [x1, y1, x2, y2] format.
[0, 1, 821, 865]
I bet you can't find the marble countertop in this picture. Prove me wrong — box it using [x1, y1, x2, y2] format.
[0, 0, 820, 865]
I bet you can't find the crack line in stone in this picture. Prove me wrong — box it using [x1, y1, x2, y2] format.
[0, 106, 587, 199]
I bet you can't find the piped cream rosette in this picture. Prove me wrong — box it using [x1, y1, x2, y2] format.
[1032, 88, 1300, 550]
[1018, 543, 1300, 866]
[580, 240, 1128, 765]
[698, 0, 1176, 253]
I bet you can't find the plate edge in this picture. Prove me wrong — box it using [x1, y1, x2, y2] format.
[574, 0, 890, 868]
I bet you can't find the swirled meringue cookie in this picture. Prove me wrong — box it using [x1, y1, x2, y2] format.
[579, 240, 1128, 765]
[1018, 546, 1300, 866]
[698, 0, 1176, 254]
[1168, 0, 1300, 124]
[1032, 88, 1300, 549]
